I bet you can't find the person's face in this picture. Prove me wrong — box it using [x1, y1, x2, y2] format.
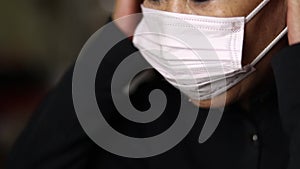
[142, 0, 288, 108]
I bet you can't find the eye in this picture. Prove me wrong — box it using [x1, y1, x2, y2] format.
[187, 0, 211, 9]
[189, 0, 209, 3]
[147, 0, 161, 4]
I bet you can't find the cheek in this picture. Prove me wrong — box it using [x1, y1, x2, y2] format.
[188, 0, 262, 17]
[187, 1, 242, 17]
[143, 0, 239, 16]
[143, 0, 167, 11]
[187, 1, 231, 17]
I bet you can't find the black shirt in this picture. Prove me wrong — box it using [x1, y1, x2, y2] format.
[5, 22, 300, 169]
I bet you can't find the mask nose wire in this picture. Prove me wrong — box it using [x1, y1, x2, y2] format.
[245, 0, 270, 23]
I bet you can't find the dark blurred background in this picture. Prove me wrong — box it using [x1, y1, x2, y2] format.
[0, 0, 115, 168]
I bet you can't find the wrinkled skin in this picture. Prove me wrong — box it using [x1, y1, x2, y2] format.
[113, 0, 300, 109]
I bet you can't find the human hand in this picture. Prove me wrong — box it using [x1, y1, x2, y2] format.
[112, 0, 143, 36]
[287, 0, 300, 45]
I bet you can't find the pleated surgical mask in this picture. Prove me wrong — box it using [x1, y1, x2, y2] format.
[133, 0, 287, 101]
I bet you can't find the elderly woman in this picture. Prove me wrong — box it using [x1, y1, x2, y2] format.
[6, 0, 300, 169]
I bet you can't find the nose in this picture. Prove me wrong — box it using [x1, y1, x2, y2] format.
[166, 0, 187, 13]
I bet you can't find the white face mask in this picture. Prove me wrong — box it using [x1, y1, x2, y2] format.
[133, 0, 287, 101]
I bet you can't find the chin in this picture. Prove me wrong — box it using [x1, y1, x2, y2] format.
[190, 86, 242, 109]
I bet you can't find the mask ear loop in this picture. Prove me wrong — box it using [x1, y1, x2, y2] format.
[244, 0, 288, 67]
[246, 0, 270, 23]
[250, 27, 288, 66]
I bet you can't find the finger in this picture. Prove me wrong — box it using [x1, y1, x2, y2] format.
[113, 0, 143, 20]
[287, 0, 300, 45]
[113, 0, 143, 36]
